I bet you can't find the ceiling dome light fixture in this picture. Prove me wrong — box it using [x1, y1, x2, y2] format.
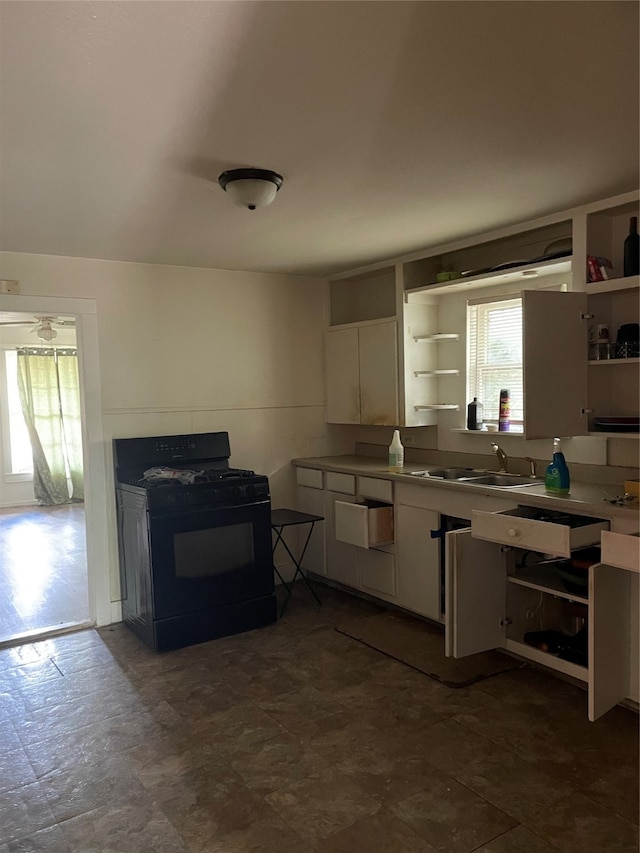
[217, 168, 283, 210]
[37, 321, 57, 342]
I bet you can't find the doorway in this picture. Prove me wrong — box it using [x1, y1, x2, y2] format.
[0, 312, 90, 644]
[0, 293, 111, 644]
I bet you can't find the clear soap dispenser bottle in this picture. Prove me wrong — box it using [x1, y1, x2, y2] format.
[388, 430, 404, 472]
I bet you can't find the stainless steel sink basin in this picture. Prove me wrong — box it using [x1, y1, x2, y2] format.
[465, 474, 541, 488]
[408, 467, 485, 480]
[405, 468, 541, 488]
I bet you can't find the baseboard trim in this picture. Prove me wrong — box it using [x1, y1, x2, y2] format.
[0, 620, 95, 650]
[110, 600, 123, 624]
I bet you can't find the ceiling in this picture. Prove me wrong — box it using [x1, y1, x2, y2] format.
[0, 1, 638, 278]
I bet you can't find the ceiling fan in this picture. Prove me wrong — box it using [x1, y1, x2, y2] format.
[0, 314, 76, 341]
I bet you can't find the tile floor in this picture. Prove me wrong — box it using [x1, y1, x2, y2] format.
[1, 584, 638, 852]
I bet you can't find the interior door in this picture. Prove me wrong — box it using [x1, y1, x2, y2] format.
[445, 528, 506, 658]
[589, 563, 630, 721]
[522, 290, 588, 439]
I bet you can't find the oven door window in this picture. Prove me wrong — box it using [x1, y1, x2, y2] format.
[174, 522, 254, 578]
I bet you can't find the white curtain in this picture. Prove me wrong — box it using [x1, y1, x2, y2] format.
[16, 348, 84, 505]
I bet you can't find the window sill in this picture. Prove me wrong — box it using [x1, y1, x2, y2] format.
[451, 427, 525, 436]
[3, 472, 34, 483]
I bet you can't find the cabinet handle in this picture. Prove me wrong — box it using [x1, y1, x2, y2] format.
[508, 528, 518, 537]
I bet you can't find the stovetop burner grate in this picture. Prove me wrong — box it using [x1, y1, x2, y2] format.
[124, 467, 258, 489]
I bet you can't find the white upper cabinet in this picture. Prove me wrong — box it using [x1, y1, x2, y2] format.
[358, 321, 399, 425]
[326, 265, 400, 426]
[325, 320, 399, 425]
[325, 326, 360, 424]
[522, 290, 588, 439]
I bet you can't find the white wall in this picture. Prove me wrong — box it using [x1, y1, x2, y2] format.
[0, 251, 352, 609]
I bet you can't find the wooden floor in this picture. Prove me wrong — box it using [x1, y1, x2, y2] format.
[0, 504, 89, 644]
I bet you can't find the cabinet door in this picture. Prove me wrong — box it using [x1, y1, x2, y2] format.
[445, 528, 505, 658]
[326, 327, 360, 424]
[589, 563, 631, 721]
[359, 548, 396, 598]
[324, 490, 359, 588]
[522, 291, 588, 439]
[359, 321, 399, 425]
[297, 485, 326, 576]
[395, 504, 441, 622]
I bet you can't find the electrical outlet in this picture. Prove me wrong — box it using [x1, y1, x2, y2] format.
[401, 433, 415, 446]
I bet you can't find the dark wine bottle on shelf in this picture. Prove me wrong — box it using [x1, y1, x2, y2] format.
[623, 216, 639, 276]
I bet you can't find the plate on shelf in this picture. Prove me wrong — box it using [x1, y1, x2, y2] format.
[489, 260, 530, 272]
[460, 267, 492, 278]
[528, 250, 572, 263]
[593, 417, 640, 432]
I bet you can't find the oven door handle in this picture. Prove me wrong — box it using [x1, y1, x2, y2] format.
[149, 498, 271, 519]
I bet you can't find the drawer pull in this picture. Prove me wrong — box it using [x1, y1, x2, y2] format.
[508, 528, 518, 537]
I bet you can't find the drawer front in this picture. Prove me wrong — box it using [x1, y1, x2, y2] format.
[335, 501, 393, 548]
[359, 549, 396, 596]
[296, 467, 324, 489]
[335, 501, 370, 548]
[326, 472, 356, 495]
[359, 476, 393, 503]
[472, 508, 608, 557]
[601, 530, 640, 573]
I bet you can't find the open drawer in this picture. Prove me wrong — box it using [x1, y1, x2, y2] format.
[600, 530, 640, 573]
[335, 500, 393, 548]
[471, 506, 609, 557]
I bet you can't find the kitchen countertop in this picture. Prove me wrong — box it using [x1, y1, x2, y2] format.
[293, 455, 640, 525]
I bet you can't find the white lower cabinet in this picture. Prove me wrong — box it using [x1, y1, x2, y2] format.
[600, 530, 640, 573]
[444, 507, 637, 721]
[359, 547, 396, 598]
[328, 475, 397, 601]
[395, 504, 442, 622]
[324, 490, 359, 588]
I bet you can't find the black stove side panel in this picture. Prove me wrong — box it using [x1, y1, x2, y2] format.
[116, 489, 156, 649]
[114, 432, 231, 471]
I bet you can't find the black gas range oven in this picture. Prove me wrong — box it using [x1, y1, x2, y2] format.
[113, 431, 277, 652]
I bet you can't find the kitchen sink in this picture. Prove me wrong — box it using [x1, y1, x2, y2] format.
[405, 469, 541, 488]
[407, 467, 486, 480]
[465, 473, 541, 488]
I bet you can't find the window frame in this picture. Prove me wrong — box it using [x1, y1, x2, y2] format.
[0, 347, 34, 480]
[466, 294, 524, 430]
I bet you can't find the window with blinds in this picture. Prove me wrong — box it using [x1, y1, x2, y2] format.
[467, 296, 523, 425]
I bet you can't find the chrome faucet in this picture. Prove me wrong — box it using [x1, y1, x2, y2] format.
[491, 442, 508, 473]
[524, 456, 537, 478]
